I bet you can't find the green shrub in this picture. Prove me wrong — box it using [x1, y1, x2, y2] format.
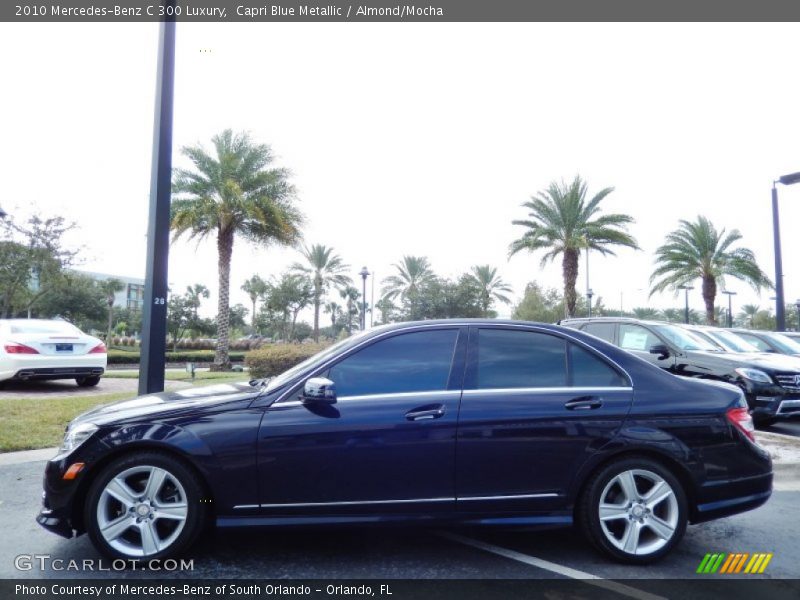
[245, 343, 330, 379]
[106, 350, 246, 365]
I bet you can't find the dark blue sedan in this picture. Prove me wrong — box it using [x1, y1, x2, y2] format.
[37, 319, 772, 564]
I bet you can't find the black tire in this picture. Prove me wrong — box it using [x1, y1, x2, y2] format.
[76, 376, 101, 387]
[577, 457, 688, 564]
[85, 451, 207, 561]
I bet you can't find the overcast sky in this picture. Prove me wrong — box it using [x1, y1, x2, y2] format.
[1, 22, 799, 322]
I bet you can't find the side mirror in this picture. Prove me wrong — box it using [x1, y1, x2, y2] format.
[648, 344, 671, 360]
[301, 377, 337, 404]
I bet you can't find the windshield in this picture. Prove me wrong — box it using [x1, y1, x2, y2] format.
[7, 320, 82, 335]
[265, 329, 373, 392]
[652, 324, 719, 351]
[767, 333, 800, 355]
[705, 330, 761, 353]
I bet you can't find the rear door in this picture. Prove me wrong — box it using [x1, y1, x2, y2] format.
[455, 326, 633, 513]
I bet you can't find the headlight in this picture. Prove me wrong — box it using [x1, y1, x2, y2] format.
[58, 423, 98, 456]
[734, 368, 773, 384]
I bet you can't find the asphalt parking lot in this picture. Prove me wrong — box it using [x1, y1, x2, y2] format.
[1, 457, 798, 593]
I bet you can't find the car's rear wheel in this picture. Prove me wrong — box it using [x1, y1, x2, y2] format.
[76, 376, 101, 387]
[578, 457, 687, 564]
[85, 451, 207, 560]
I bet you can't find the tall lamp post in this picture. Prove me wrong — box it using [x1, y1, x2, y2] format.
[677, 284, 694, 324]
[587, 288, 594, 317]
[772, 171, 800, 331]
[721, 290, 737, 328]
[359, 267, 369, 330]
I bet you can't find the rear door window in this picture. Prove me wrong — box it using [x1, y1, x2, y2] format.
[582, 322, 615, 343]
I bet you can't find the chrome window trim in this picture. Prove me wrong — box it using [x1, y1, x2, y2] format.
[269, 390, 460, 409]
[273, 321, 634, 404]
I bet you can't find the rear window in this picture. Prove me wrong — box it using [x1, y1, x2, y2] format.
[8, 321, 82, 335]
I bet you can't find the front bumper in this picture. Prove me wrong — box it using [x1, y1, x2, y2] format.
[743, 381, 800, 420]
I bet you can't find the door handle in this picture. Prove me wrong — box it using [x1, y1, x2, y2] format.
[405, 404, 446, 421]
[564, 396, 603, 411]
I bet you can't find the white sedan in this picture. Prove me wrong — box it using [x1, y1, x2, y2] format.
[0, 319, 107, 387]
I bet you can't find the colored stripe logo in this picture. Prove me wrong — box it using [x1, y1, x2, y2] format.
[696, 552, 773, 574]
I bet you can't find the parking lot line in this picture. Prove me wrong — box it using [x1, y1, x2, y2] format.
[439, 532, 666, 600]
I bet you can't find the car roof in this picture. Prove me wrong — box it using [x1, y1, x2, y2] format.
[559, 317, 669, 327]
[370, 318, 564, 333]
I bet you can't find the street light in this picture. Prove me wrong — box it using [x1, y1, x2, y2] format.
[677, 284, 694, 324]
[359, 267, 369, 330]
[587, 288, 594, 317]
[721, 290, 737, 328]
[771, 171, 800, 331]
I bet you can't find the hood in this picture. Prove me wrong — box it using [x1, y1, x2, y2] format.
[72, 382, 259, 427]
[686, 350, 800, 372]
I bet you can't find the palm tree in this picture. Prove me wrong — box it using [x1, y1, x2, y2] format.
[241, 275, 268, 332]
[324, 301, 342, 335]
[381, 255, 435, 304]
[339, 285, 360, 333]
[292, 244, 351, 342]
[632, 307, 662, 320]
[738, 304, 760, 329]
[185, 283, 209, 321]
[100, 278, 124, 343]
[509, 176, 639, 318]
[649, 216, 772, 325]
[171, 130, 304, 369]
[466, 265, 513, 317]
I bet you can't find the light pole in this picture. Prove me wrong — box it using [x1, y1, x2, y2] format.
[359, 267, 369, 330]
[678, 284, 694, 324]
[772, 171, 800, 331]
[721, 290, 737, 328]
[587, 288, 594, 317]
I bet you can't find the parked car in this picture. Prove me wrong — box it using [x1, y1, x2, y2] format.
[0, 319, 106, 387]
[728, 329, 800, 357]
[783, 331, 800, 343]
[679, 325, 763, 354]
[38, 319, 771, 564]
[561, 317, 800, 425]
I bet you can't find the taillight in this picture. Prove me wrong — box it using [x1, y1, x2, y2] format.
[726, 407, 756, 443]
[4, 343, 39, 354]
[88, 343, 107, 354]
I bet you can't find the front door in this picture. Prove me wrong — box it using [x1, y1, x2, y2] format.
[257, 327, 465, 515]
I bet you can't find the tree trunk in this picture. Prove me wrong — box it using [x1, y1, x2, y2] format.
[251, 298, 257, 332]
[702, 275, 717, 325]
[313, 277, 321, 342]
[562, 248, 579, 318]
[106, 300, 114, 343]
[213, 229, 234, 371]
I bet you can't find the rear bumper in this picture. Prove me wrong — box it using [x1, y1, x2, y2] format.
[1, 354, 107, 382]
[8, 366, 105, 381]
[692, 471, 773, 523]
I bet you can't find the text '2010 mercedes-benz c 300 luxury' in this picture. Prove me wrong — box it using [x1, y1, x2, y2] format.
[37, 320, 772, 564]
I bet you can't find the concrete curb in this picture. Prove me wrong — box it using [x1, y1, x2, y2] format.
[0, 447, 57, 466]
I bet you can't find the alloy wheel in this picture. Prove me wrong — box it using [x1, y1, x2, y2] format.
[597, 468, 679, 556]
[96, 465, 189, 558]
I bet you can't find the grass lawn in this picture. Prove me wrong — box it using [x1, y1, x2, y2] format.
[104, 370, 249, 383]
[0, 373, 250, 453]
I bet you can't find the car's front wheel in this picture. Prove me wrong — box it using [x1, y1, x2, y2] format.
[578, 457, 687, 564]
[76, 376, 101, 387]
[85, 451, 207, 560]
